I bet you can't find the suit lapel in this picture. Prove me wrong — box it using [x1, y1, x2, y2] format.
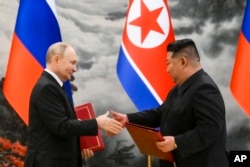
[43, 71, 77, 119]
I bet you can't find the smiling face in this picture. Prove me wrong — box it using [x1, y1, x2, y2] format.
[166, 51, 184, 85]
[46, 43, 79, 82]
[166, 47, 201, 86]
[55, 46, 78, 82]
[166, 39, 202, 85]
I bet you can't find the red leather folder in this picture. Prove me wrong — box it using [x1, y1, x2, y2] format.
[125, 123, 174, 162]
[75, 103, 105, 152]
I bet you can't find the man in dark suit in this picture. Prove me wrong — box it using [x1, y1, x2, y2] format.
[111, 39, 229, 167]
[24, 42, 122, 167]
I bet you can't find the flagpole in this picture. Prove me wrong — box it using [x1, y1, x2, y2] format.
[147, 155, 152, 167]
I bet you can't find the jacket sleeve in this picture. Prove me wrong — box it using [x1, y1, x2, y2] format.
[36, 84, 98, 137]
[127, 87, 176, 128]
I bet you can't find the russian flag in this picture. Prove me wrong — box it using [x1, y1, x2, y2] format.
[230, 0, 250, 117]
[117, 0, 175, 110]
[3, 0, 72, 125]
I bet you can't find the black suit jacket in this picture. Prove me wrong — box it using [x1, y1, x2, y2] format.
[25, 71, 98, 167]
[128, 69, 229, 167]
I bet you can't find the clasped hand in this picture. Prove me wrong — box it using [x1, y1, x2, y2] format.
[110, 111, 177, 152]
[96, 111, 122, 136]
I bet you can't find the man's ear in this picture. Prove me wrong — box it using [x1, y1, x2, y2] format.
[181, 56, 188, 66]
[54, 55, 60, 64]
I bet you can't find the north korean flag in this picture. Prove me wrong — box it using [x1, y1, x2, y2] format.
[117, 0, 175, 110]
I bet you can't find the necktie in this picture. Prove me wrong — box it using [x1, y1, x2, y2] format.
[62, 85, 67, 96]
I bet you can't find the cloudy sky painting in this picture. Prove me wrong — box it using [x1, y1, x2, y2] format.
[0, 0, 250, 166]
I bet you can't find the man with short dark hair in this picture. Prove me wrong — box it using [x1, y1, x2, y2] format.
[112, 39, 229, 167]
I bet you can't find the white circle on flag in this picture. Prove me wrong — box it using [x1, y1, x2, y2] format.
[126, 0, 170, 48]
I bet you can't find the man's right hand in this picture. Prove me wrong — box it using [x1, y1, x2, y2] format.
[96, 111, 122, 136]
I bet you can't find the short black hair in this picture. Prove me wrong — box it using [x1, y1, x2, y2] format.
[167, 38, 200, 61]
[167, 38, 195, 51]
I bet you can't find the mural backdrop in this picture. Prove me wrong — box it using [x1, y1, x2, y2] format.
[0, 0, 249, 166]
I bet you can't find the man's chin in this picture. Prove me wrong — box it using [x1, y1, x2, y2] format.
[66, 76, 73, 81]
[62, 77, 70, 82]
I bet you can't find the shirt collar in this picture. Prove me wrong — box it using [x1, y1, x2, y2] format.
[45, 69, 63, 87]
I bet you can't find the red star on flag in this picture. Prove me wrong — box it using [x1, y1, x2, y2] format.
[129, 0, 165, 44]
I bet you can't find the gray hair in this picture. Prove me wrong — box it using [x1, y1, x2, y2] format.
[46, 42, 70, 63]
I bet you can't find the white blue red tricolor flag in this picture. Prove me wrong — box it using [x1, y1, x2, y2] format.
[230, 0, 250, 117]
[3, 0, 72, 125]
[117, 0, 175, 110]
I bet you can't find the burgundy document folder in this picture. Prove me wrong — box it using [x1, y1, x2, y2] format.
[125, 123, 174, 162]
[75, 103, 105, 152]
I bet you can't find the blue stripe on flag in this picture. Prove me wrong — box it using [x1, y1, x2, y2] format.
[117, 47, 159, 111]
[15, 0, 72, 103]
[15, 0, 61, 67]
[242, 0, 250, 43]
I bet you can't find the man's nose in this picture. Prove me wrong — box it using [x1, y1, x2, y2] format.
[166, 66, 170, 73]
[73, 65, 77, 72]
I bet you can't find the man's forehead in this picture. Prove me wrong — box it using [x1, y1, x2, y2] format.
[63, 51, 78, 60]
[167, 52, 174, 59]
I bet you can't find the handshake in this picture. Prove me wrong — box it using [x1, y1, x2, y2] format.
[81, 111, 127, 159]
[95, 111, 128, 136]
[83, 111, 176, 159]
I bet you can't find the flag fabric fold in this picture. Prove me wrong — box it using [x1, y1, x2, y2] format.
[117, 0, 175, 110]
[230, 0, 250, 117]
[3, 0, 72, 124]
